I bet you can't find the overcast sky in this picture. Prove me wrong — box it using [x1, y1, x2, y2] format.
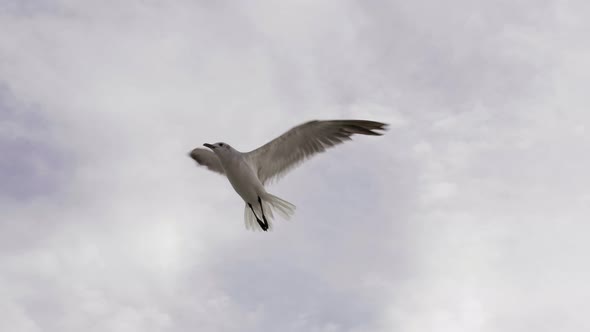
[1, 1, 589, 331]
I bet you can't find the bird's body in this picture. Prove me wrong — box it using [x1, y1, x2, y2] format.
[189, 119, 388, 231]
[219, 151, 264, 205]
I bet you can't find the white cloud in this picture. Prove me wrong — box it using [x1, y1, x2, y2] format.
[1, 0, 589, 331]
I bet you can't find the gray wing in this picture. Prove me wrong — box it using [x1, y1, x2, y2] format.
[189, 148, 224, 175]
[246, 120, 388, 184]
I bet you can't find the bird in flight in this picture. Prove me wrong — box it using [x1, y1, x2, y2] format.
[189, 119, 388, 232]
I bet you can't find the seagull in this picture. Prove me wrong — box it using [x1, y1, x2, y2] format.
[189, 119, 388, 231]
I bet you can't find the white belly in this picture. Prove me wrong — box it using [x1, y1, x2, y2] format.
[224, 159, 264, 204]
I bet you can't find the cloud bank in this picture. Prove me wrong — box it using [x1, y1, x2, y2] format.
[1, 1, 589, 331]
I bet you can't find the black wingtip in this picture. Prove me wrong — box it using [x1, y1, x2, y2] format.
[342, 120, 389, 136]
[373, 122, 389, 135]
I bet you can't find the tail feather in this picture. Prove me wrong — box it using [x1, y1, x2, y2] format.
[244, 204, 258, 231]
[263, 193, 296, 220]
[243, 193, 296, 231]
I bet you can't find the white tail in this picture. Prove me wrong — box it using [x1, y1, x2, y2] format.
[243, 193, 296, 231]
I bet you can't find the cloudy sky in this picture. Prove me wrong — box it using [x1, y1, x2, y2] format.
[1, 0, 589, 331]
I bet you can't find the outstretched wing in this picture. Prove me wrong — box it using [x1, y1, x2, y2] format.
[189, 148, 224, 175]
[246, 120, 387, 184]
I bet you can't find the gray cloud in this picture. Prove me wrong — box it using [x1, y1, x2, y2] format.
[1, 0, 589, 331]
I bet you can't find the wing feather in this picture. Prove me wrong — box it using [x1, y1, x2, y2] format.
[189, 148, 224, 175]
[246, 120, 387, 184]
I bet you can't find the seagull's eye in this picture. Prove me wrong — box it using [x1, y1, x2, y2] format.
[219, 143, 224, 147]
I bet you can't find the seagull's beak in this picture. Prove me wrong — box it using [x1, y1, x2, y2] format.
[203, 143, 215, 150]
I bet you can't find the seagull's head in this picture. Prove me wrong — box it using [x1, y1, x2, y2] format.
[203, 142, 235, 158]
